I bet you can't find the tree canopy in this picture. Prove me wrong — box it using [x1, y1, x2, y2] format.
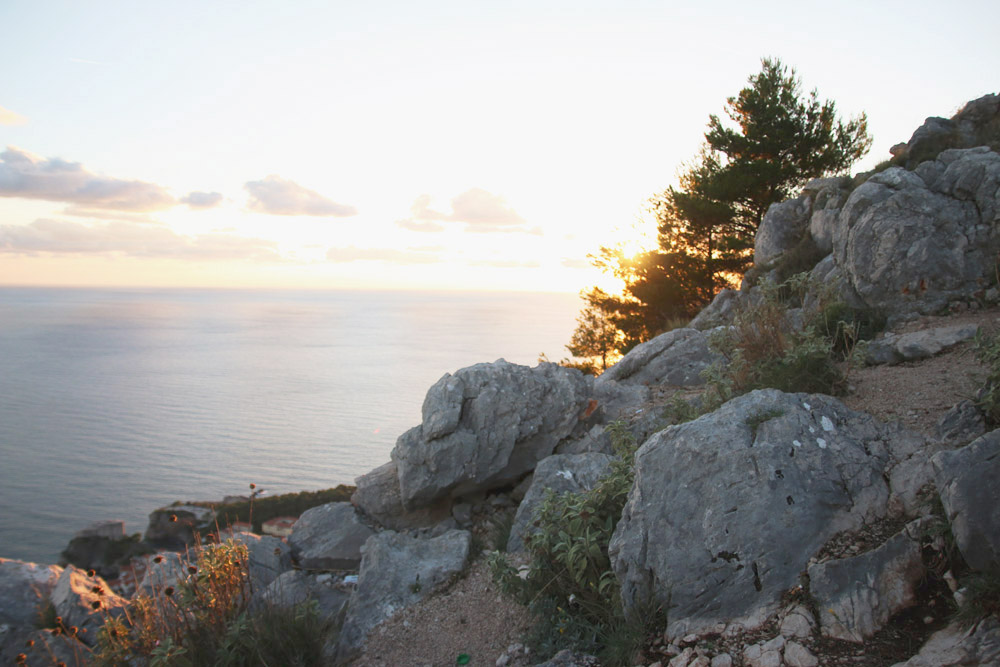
[569, 58, 872, 361]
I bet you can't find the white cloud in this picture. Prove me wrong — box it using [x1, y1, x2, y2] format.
[0, 105, 27, 126]
[397, 188, 537, 234]
[325, 245, 442, 265]
[560, 257, 590, 269]
[0, 218, 280, 261]
[245, 175, 357, 217]
[0, 146, 176, 211]
[181, 191, 224, 210]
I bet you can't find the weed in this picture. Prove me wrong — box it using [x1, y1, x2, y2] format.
[661, 392, 702, 426]
[487, 509, 516, 553]
[488, 421, 648, 666]
[90, 539, 335, 666]
[974, 328, 1000, 425]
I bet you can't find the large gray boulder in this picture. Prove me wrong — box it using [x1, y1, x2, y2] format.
[391, 360, 593, 509]
[755, 195, 812, 266]
[893, 93, 999, 168]
[932, 429, 1000, 571]
[805, 177, 851, 255]
[0, 558, 62, 626]
[352, 461, 452, 530]
[832, 148, 1000, 320]
[689, 288, 740, 330]
[610, 389, 921, 639]
[597, 328, 716, 387]
[51, 565, 127, 646]
[809, 530, 924, 642]
[287, 502, 374, 571]
[890, 617, 1000, 666]
[507, 452, 614, 553]
[336, 529, 471, 661]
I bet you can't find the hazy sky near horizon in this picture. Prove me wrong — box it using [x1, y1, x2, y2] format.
[1, 0, 997, 292]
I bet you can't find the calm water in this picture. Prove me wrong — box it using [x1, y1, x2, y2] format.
[0, 287, 580, 563]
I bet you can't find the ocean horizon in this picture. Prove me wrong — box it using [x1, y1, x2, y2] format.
[0, 286, 580, 563]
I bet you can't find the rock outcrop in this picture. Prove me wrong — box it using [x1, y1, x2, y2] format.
[336, 529, 471, 661]
[933, 429, 1000, 571]
[287, 502, 374, 571]
[144, 504, 216, 549]
[597, 328, 717, 387]
[391, 360, 594, 509]
[609, 389, 924, 639]
[51, 566, 127, 645]
[833, 149, 1000, 320]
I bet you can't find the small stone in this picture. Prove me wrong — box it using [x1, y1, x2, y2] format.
[682, 633, 699, 644]
[495, 654, 510, 667]
[924, 616, 935, 624]
[689, 658, 711, 667]
[710, 655, 734, 667]
[668, 647, 695, 667]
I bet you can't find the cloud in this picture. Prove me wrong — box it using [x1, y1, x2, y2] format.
[560, 258, 591, 269]
[0, 219, 280, 261]
[470, 258, 542, 268]
[61, 207, 159, 223]
[181, 191, 224, 210]
[397, 188, 537, 234]
[245, 175, 357, 217]
[0, 146, 176, 211]
[0, 105, 27, 126]
[395, 218, 445, 233]
[325, 245, 442, 265]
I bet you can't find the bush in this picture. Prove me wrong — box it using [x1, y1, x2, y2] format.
[955, 567, 1000, 628]
[974, 329, 1000, 425]
[488, 422, 661, 665]
[91, 539, 336, 666]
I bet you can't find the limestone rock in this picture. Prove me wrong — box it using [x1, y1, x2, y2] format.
[610, 390, 909, 639]
[597, 328, 717, 387]
[890, 617, 1000, 666]
[742, 635, 784, 667]
[779, 605, 815, 639]
[336, 529, 471, 661]
[51, 565, 127, 646]
[288, 502, 374, 571]
[144, 504, 216, 549]
[392, 360, 593, 509]
[0, 558, 62, 626]
[533, 649, 601, 666]
[865, 324, 978, 365]
[507, 452, 614, 553]
[809, 531, 924, 642]
[226, 530, 292, 589]
[261, 570, 350, 622]
[352, 461, 451, 530]
[933, 429, 1000, 570]
[936, 400, 987, 446]
[690, 289, 740, 330]
[805, 177, 851, 254]
[783, 640, 819, 667]
[833, 149, 1000, 321]
[755, 195, 811, 266]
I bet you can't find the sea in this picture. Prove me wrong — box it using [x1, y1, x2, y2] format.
[0, 287, 581, 563]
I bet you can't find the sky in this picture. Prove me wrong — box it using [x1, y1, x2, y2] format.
[1, 0, 998, 293]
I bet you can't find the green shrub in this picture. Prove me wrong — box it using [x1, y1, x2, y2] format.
[702, 273, 882, 403]
[974, 328, 1000, 425]
[489, 422, 661, 665]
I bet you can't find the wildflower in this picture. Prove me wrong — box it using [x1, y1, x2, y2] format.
[54, 616, 62, 625]
[153, 555, 164, 564]
[15, 654, 26, 664]
[24, 640, 34, 648]
[164, 586, 175, 597]
[87, 569, 96, 577]
[92, 585, 104, 594]
[187, 565, 198, 574]
[91, 600, 101, 610]
[169, 514, 178, 523]
[69, 626, 78, 635]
